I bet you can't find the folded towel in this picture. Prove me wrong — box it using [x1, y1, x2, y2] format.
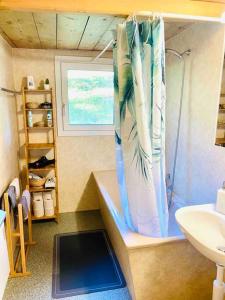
[19, 190, 31, 221]
[10, 178, 20, 199]
[19, 197, 29, 221]
[7, 186, 17, 228]
[22, 190, 31, 211]
[7, 186, 17, 209]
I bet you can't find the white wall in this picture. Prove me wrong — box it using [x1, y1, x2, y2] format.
[166, 22, 225, 206]
[0, 35, 18, 300]
[0, 35, 19, 197]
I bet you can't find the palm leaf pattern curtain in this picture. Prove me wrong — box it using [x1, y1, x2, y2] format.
[114, 18, 168, 237]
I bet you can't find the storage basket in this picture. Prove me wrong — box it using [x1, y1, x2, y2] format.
[29, 177, 46, 187]
[26, 102, 39, 109]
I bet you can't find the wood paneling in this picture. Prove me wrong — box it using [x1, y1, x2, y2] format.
[94, 16, 125, 50]
[33, 12, 56, 49]
[1, 0, 225, 18]
[165, 21, 192, 40]
[57, 13, 88, 49]
[0, 10, 192, 50]
[0, 11, 41, 48]
[78, 15, 114, 50]
[192, 0, 225, 3]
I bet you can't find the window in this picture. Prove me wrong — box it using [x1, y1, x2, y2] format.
[55, 56, 114, 136]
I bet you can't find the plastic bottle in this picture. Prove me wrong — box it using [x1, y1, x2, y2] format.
[27, 110, 33, 127]
[47, 110, 52, 127]
[216, 181, 225, 214]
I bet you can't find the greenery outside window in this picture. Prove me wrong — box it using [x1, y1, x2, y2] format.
[55, 56, 114, 136]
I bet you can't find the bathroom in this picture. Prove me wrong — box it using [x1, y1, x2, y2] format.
[1, 1, 225, 300]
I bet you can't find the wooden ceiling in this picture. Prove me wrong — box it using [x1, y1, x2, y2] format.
[0, 10, 192, 50]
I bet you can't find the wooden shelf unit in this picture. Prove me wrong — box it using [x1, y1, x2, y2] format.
[29, 187, 55, 192]
[24, 88, 52, 94]
[216, 138, 225, 144]
[27, 143, 55, 149]
[22, 87, 59, 222]
[217, 124, 225, 129]
[31, 214, 57, 221]
[25, 108, 53, 112]
[26, 126, 54, 130]
[29, 165, 55, 172]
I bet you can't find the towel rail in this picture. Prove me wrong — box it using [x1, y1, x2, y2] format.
[4, 184, 36, 277]
[0, 87, 21, 95]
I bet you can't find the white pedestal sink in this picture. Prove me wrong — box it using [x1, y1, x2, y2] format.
[176, 204, 225, 300]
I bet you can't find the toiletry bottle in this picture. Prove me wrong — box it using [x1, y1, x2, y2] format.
[27, 110, 33, 127]
[216, 181, 225, 214]
[47, 110, 52, 127]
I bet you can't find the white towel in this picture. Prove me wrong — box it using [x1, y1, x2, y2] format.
[10, 178, 20, 199]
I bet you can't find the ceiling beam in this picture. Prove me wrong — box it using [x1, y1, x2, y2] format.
[192, 0, 225, 3]
[0, 0, 225, 18]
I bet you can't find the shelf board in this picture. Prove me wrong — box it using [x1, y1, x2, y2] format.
[27, 143, 54, 149]
[25, 108, 53, 111]
[29, 165, 55, 171]
[27, 126, 54, 130]
[219, 109, 225, 113]
[29, 187, 55, 192]
[31, 214, 57, 221]
[217, 123, 225, 129]
[24, 89, 52, 94]
[216, 138, 225, 144]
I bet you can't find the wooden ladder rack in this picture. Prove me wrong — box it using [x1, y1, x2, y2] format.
[22, 87, 59, 222]
[4, 185, 36, 277]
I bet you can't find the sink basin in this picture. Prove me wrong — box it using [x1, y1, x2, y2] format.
[175, 204, 225, 266]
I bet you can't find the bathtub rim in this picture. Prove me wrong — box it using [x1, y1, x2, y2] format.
[93, 170, 186, 250]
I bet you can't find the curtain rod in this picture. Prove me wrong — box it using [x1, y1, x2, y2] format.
[129, 11, 222, 23]
[93, 10, 222, 62]
[0, 87, 21, 95]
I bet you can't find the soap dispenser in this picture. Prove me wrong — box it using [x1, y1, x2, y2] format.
[216, 182, 225, 214]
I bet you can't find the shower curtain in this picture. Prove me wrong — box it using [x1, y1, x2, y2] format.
[114, 18, 169, 237]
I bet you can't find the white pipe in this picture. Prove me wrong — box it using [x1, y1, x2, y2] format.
[212, 264, 225, 300]
[92, 39, 114, 62]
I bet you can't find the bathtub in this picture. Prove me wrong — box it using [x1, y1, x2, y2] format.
[94, 170, 216, 300]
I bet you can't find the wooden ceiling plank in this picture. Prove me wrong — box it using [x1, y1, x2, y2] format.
[33, 12, 56, 49]
[0, 0, 225, 19]
[78, 15, 114, 50]
[0, 26, 17, 47]
[191, 0, 225, 3]
[165, 21, 193, 40]
[0, 11, 41, 48]
[94, 16, 125, 50]
[57, 13, 89, 49]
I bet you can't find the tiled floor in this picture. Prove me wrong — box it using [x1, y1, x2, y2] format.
[3, 211, 131, 300]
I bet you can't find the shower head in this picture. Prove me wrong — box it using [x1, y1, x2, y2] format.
[181, 49, 191, 56]
[165, 48, 182, 59]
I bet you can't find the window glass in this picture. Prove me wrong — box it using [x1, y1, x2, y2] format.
[67, 70, 114, 125]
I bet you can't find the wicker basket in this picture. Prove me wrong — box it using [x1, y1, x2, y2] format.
[26, 102, 39, 109]
[29, 177, 46, 187]
[34, 121, 45, 127]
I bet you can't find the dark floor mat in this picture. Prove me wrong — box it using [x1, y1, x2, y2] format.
[52, 229, 126, 298]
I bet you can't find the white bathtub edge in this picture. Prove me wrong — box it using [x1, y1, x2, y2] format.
[93, 170, 185, 250]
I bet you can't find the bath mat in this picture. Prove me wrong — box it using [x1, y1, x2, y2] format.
[52, 229, 126, 298]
